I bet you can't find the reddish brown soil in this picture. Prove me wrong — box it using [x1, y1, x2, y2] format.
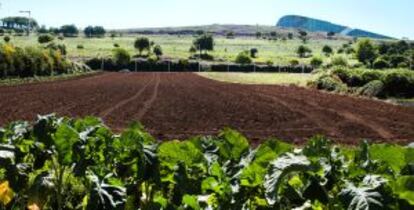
[1, 72, 414, 144]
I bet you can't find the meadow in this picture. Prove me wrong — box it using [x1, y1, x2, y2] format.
[4, 35, 351, 65]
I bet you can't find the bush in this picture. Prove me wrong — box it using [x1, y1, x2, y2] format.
[313, 74, 347, 92]
[322, 45, 333, 56]
[355, 39, 378, 66]
[235, 51, 252, 65]
[310, 56, 323, 68]
[382, 70, 414, 97]
[3, 36, 11, 43]
[77, 44, 84, 50]
[330, 56, 348, 67]
[38, 34, 54, 44]
[113, 43, 120, 48]
[357, 80, 385, 97]
[250, 48, 258, 58]
[373, 58, 389, 69]
[361, 70, 382, 84]
[289, 59, 299, 66]
[153, 45, 163, 57]
[112, 48, 131, 67]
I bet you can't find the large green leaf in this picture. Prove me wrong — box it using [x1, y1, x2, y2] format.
[158, 140, 205, 168]
[86, 173, 126, 210]
[339, 182, 383, 210]
[217, 128, 249, 162]
[264, 153, 311, 205]
[369, 144, 407, 173]
[392, 176, 414, 205]
[53, 123, 79, 165]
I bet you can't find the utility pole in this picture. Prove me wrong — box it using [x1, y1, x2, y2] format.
[19, 10, 31, 35]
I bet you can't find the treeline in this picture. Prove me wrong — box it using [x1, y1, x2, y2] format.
[1, 16, 38, 30]
[0, 43, 90, 78]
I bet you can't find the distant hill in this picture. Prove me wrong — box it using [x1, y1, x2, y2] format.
[277, 15, 392, 39]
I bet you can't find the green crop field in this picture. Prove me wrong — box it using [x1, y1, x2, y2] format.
[3, 35, 352, 65]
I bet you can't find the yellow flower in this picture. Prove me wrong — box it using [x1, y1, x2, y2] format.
[0, 181, 14, 206]
[27, 202, 41, 210]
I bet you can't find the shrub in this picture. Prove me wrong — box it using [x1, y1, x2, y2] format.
[113, 43, 120, 48]
[193, 34, 214, 54]
[250, 48, 258, 58]
[330, 56, 348, 67]
[322, 45, 333, 56]
[265, 60, 274, 66]
[388, 55, 408, 68]
[289, 59, 299, 66]
[112, 48, 131, 67]
[313, 74, 347, 92]
[153, 45, 163, 57]
[357, 80, 385, 97]
[310, 56, 323, 68]
[296, 45, 312, 58]
[3, 36, 11, 43]
[38, 34, 54, 44]
[77, 44, 84, 50]
[361, 70, 382, 84]
[235, 51, 252, 65]
[382, 70, 414, 97]
[373, 58, 389, 69]
[46, 43, 67, 56]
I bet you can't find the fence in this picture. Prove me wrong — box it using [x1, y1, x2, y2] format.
[85, 58, 314, 73]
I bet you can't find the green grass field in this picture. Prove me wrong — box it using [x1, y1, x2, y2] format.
[3, 35, 352, 65]
[198, 72, 315, 86]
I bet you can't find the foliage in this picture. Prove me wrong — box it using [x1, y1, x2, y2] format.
[134, 37, 151, 55]
[3, 36, 11, 43]
[38, 34, 54, 44]
[84, 26, 106, 38]
[1, 115, 413, 209]
[60, 25, 79, 37]
[322, 45, 333, 56]
[250, 48, 258, 58]
[330, 55, 348, 67]
[153, 45, 163, 58]
[112, 48, 131, 67]
[355, 39, 378, 66]
[193, 34, 214, 54]
[296, 45, 312, 58]
[310, 56, 323, 68]
[0, 43, 88, 79]
[235, 51, 252, 65]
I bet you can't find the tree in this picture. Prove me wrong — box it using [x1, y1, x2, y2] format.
[153, 45, 163, 58]
[270, 32, 277, 39]
[355, 39, 378, 67]
[134, 37, 151, 55]
[322, 45, 333, 56]
[250, 48, 258, 58]
[38, 34, 54, 44]
[235, 51, 252, 65]
[256, 32, 262, 39]
[296, 45, 312, 58]
[287, 33, 294, 40]
[310, 56, 323, 68]
[299, 30, 308, 43]
[37, 25, 49, 34]
[84, 26, 106, 38]
[60, 24, 79, 37]
[193, 34, 214, 55]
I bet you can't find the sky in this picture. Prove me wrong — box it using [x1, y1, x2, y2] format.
[0, 0, 413, 39]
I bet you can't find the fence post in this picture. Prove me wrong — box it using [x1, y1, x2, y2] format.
[135, 60, 137, 72]
[168, 61, 171, 73]
[254, 64, 256, 73]
[227, 63, 230, 72]
[101, 57, 104, 71]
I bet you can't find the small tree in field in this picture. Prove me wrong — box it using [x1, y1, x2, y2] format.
[153, 45, 163, 58]
[299, 30, 308, 43]
[134, 37, 151, 56]
[250, 48, 258, 58]
[355, 39, 378, 67]
[322, 45, 333, 56]
[4, 36, 11, 43]
[193, 34, 214, 55]
[297, 45, 312, 58]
